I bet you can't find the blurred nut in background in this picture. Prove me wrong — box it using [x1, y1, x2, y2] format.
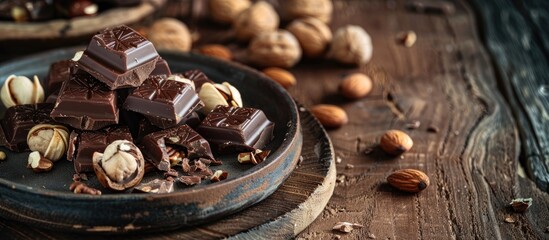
[262, 67, 296, 89]
[147, 18, 192, 52]
[281, 0, 333, 23]
[198, 44, 232, 61]
[340, 73, 372, 99]
[328, 25, 373, 66]
[248, 30, 302, 68]
[1, 75, 44, 108]
[233, 1, 279, 41]
[310, 104, 348, 128]
[209, 0, 251, 24]
[287, 17, 332, 58]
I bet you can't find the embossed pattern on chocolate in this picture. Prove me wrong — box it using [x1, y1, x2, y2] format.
[0, 103, 55, 152]
[182, 69, 214, 92]
[45, 60, 73, 95]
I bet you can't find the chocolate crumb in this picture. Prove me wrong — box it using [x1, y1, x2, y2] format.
[504, 216, 515, 223]
[345, 164, 354, 169]
[144, 161, 157, 173]
[210, 159, 223, 166]
[72, 173, 81, 182]
[336, 175, 346, 183]
[191, 160, 213, 179]
[182, 158, 191, 173]
[406, 120, 421, 129]
[179, 175, 202, 186]
[164, 169, 179, 178]
[79, 173, 88, 181]
[427, 125, 439, 133]
[545, 225, 549, 233]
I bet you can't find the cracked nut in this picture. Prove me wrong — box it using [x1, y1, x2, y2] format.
[380, 130, 413, 155]
[198, 82, 242, 113]
[310, 104, 348, 128]
[92, 140, 145, 191]
[387, 169, 430, 193]
[238, 149, 271, 165]
[27, 124, 69, 162]
[281, 0, 333, 23]
[210, 170, 228, 182]
[328, 25, 373, 66]
[198, 44, 232, 61]
[340, 73, 373, 99]
[262, 67, 296, 89]
[70, 181, 102, 195]
[510, 198, 532, 213]
[209, 0, 251, 24]
[287, 17, 332, 58]
[233, 1, 279, 41]
[147, 18, 192, 52]
[27, 151, 53, 173]
[1, 75, 44, 108]
[248, 30, 302, 68]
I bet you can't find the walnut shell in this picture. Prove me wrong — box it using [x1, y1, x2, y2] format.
[209, 0, 251, 24]
[328, 25, 373, 66]
[287, 17, 332, 58]
[387, 169, 430, 193]
[281, 0, 333, 23]
[248, 30, 302, 68]
[233, 1, 279, 41]
[380, 130, 413, 155]
[92, 140, 145, 191]
[147, 18, 192, 52]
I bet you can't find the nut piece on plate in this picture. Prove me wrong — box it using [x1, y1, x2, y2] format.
[1, 75, 44, 108]
[209, 0, 251, 24]
[92, 140, 145, 191]
[237, 149, 270, 165]
[198, 82, 242, 113]
[70, 181, 102, 195]
[328, 25, 373, 66]
[380, 130, 413, 155]
[233, 1, 279, 41]
[248, 30, 302, 68]
[210, 170, 228, 182]
[340, 73, 373, 99]
[387, 169, 430, 193]
[147, 18, 192, 52]
[310, 104, 348, 128]
[198, 44, 233, 61]
[27, 124, 69, 162]
[27, 151, 53, 173]
[262, 67, 296, 89]
[281, 0, 333, 23]
[287, 17, 332, 58]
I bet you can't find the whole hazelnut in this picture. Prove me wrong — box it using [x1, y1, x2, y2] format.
[287, 17, 332, 58]
[248, 30, 302, 68]
[209, 0, 251, 24]
[340, 73, 373, 99]
[1, 75, 44, 108]
[380, 130, 413, 155]
[328, 25, 373, 66]
[280, 0, 333, 23]
[92, 140, 145, 191]
[147, 18, 192, 52]
[310, 104, 348, 128]
[27, 124, 69, 162]
[233, 1, 279, 41]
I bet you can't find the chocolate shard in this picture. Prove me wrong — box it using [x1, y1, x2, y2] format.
[133, 179, 174, 194]
[181, 69, 214, 92]
[196, 105, 274, 152]
[191, 160, 213, 179]
[150, 57, 171, 76]
[0, 103, 56, 152]
[77, 25, 159, 90]
[178, 175, 202, 186]
[45, 60, 74, 95]
[123, 75, 204, 129]
[50, 69, 119, 130]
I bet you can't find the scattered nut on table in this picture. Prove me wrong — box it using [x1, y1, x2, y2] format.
[248, 30, 302, 68]
[262, 67, 297, 89]
[281, 0, 333, 23]
[332, 221, 364, 233]
[400, 31, 417, 47]
[147, 18, 192, 52]
[1, 75, 44, 108]
[27, 151, 53, 173]
[233, 1, 279, 41]
[328, 25, 373, 66]
[27, 124, 69, 162]
[198, 82, 242, 113]
[198, 44, 233, 61]
[92, 140, 145, 191]
[287, 17, 332, 58]
[310, 104, 348, 128]
[379, 130, 413, 155]
[209, 0, 251, 24]
[340, 73, 373, 99]
[387, 169, 430, 193]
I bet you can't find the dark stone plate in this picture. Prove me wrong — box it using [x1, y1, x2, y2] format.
[0, 47, 302, 233]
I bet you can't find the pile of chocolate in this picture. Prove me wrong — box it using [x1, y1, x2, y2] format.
[0, 25, 275, 194]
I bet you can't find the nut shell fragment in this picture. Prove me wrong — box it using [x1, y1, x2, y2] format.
[92, 140, 145, 191]
[27, 151, 53, 173]
[1, 75, 45, 108]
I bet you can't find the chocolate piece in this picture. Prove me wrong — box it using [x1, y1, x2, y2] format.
[164, 169, 179, 178]
[132, 111, 201, 142]
[133, 179, 174, 194]
[181, 158, 191, 173]
[68, 126, 133, 173]
[123, 75, 203, 129]
[150, 58, 171, 76]
[178, 175, 201, 186]
[181, 69, 213, 92]
[141, 125, 214, 171]
[77, 25, 159, 90]
[50, 70, 119, 130]
[45, 90, 59, 103]
[0, 103, 55, 151]
[147, 110, 202, 129]
[45, 60, 74, 95]
[196, 106, 274, 152]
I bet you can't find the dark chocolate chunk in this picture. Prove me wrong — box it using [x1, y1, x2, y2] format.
[0, 103, 55, 151]
[178, 175, 201, 186]
[164, 169, 179, 178]
[45, 60, 74, 95]
[50, 69, 119, 130]
[191, 160, 213, 179]
[133, 179, 174, 194]
[77, 25, 159, 90]
[181, 158, 191, 173]
[150, 58, 171, 76]
[68, 126, 133, 173]
[181, 69, 213, 92]
[123, 75, 203, 129]
[196, 105, 274, 152]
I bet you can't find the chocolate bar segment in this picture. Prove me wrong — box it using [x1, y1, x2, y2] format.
[77, 25, 159, 90]
[50, 70, 119, 130]
[45, 60, 74, 95]
[150, 58, 171, 76]
[181, 69, 214, 92]
[196, 106, 274, 152]
[0, 103, 55, 152]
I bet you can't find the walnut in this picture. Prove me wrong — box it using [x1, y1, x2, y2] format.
[328, 25, 373, 66]
[1, 75, 44, 108]
[280, 0, 333, 23]
[27, 124, 69, 162]
[92, 140, 145, 191]
[248, 30, 302, 68]
[233, 1, 279, 41]
[287, 17, 332, 58]
[147, 18, 192, 52]
[209, 0, 251, 24]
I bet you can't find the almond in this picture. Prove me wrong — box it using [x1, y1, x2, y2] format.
[262, 67, 296, 89]
[387, 169, 429, 193]
[379, 130, 413, 155]
[198, 44, 232, 61]
[310, 104, 348, 128]
[340, 73, 372, 99]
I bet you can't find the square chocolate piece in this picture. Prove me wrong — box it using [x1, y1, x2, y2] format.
[196, 106, 274, 152]
[50, 70, 119, 130]
[181, 69, 213, 92]
[45, 60, 74, 95]
[149, 57, 171, 76]
[0, 103, 55, 152]
[77, 25, 159, 90]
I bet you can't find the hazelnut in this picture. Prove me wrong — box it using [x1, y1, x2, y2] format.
[287, 17, 332, 58]
[0, 151, 6, 161]
[328, 25, 373, 66]
[387, 169, 430, 193]
[340, 73, 373, 99]
[147, 18, 192, 52]
[310, 104, 348, 128]
[198, 82, 243, 113]
[233, 1, 279, 41]
[198, 44, 233, 61]
[27, 124, 69, 162]
[281, 0, 333, 23]
[262, 67, 296, 89]
[1, 75, 44, 108]
[27, 151, 53, 173]
[248, 30, 302, 68]
[209, 0, 251, 24]
[380, 130, 413, 155]
[92, 140, 145, 191]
